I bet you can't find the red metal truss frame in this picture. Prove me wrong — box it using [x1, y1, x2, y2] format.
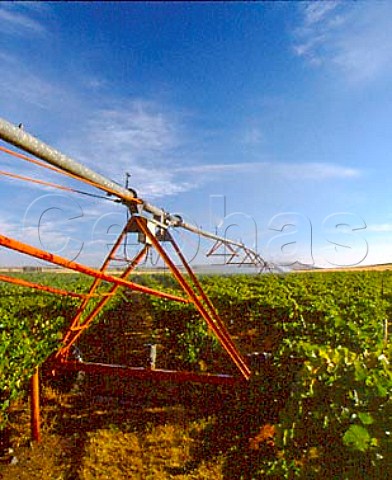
[132, 216, 251, 380]
[54, 361, 243, 387]
[0, 215, 251, 386]
[206, 239, 239, 264]
[0, 118, 262, 443]
[206, 238, 270, 271]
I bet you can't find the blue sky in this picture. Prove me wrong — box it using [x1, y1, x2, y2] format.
[1, 1, 392, 269]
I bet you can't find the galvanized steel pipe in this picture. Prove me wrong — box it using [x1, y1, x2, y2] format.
[0, 117, 259, 254]
[0, 117, 136, 202]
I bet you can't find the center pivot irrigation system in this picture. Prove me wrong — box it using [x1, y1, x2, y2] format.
[0, 117, 275, 442]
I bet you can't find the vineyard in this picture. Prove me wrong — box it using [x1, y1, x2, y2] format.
[0, 270, 391, 478]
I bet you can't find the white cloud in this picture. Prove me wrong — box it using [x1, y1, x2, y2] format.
[174, 163, 258, 174]
[0, 66, 194, 201]
[293, 1, 392, 84]
[0, 5, 72, 116]
[0, 74, 361, 211]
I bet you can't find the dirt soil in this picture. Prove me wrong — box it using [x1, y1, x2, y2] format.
[0, 380, 243, 480]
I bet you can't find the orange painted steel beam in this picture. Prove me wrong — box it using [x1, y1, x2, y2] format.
[63, 217, 134, 341]
[0, 145, 71, 176]
[170, 233, 239, 342]
[0, 168, 81, 194]
[0, 234, 189, 304]
[0, 273, 89, 298]
[167, 231, 250, 376]
[134, 216, 250, 380]
[30, 367, 41, 443]
[54, 360, 245, 386]
[58, 245, 150, 358]
[134, 217, 251, 381]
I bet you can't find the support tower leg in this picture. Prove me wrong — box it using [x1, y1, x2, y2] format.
[30, 367, 41, 443]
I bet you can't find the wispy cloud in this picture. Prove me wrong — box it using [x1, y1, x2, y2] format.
[0, 4, 65, 114]
[0, 215, 20, 237]
[86, 101, 179, 158]
[174, 163, 258, 175]
[274, 162, 360, 180]
[175, 161, 360, 181]
[301, 1, 340, 27]
[63, 100, 193, 200]
[0, 2, 49, 37]
[0, 49, 82, 125]
[0, 61, 65, 110]
[242, 126, 263, 147]
[0, 70, 361, 207]
[293, 1, 392, 84]
[0, 60, 194, 201]
[55, 103, 320, 202]
[366, 223, 392, 233]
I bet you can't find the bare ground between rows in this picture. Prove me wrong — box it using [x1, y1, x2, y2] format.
[1, 376, 264, 480]
[0, 292, 273, 479]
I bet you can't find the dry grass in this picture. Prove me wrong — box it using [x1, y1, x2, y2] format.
[79, 422, 222, 480]
[0, 434, 67, 479]
[0, 383, 228, 480]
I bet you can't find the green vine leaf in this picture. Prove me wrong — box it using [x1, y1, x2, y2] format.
[343, 424, 372, 452]
[358, 412, 374, 425]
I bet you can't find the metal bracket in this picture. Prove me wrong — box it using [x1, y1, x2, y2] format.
[126, 214, 171, 244]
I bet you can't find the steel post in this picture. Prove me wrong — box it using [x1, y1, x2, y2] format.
[30, 367, 41, 443]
